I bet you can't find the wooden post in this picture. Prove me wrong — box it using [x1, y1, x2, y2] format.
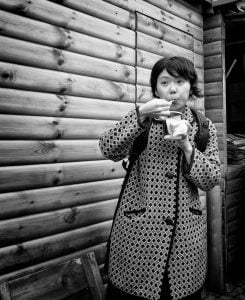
[0, 282, 11, 300]
[81, 252, 105, 300]
[207, 185, 224, 292]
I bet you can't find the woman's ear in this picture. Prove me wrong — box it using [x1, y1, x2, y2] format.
[155, 90, 159, 98]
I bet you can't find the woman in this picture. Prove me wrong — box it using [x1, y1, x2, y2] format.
[99, 56, 221, 300]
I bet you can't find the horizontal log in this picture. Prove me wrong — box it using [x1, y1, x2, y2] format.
[205, 95, 224, 110]
[204, 27, 223, 44]
[137, 14, 197, 53]
[0, 160, 125, 193]
[0, 114, 116, 139]
[51, 0, 135, 30]
[137, 31, 194, 64]
[0, 243, 107, 299]
[226, 165, 245, 181]
[0, 62, 135, 101]
[213, 123, 224, 137]
[145, 0, 203, 27]
[227, 218, 245, 236]
[204, 54, 222, 69]
[0, 2, 135, 48]
[204, 41, 222, 57]
[0, 199, 117, 246]
[0, 89, 134, 120]
[226, 177, 245, 195]
[105, 0, 203, 41]
[0, 140, 106, 165]
[205, 109, 223, 123]
[0, 179, 122, 220]
[0, 10, 135, 66]
[0, 35, 136, 84]
[204, 14, 223, 30]
[205, 82, 223, 96]
[204, 68, 223, 83]
[0, 220, 112, 274]
[9, 257, 89, 300]
[226, 203, 245, 222]
[0, 242, 106, 282]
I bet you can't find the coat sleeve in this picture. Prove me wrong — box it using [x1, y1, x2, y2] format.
[99, 109, 146, 162]
[182, 119, 221, 191]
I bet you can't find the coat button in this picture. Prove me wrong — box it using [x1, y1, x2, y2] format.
[164, 216, 174, 226]
[165, 171, 175, 179]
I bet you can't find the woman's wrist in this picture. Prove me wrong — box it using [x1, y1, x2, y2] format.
[136, 105, 147, 127]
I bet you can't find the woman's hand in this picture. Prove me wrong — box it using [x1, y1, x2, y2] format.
[138, 98, 171, 123]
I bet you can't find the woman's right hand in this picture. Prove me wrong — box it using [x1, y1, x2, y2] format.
[138, 98, 172, 123]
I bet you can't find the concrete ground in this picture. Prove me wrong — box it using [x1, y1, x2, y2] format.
[203, 276, 245, 300]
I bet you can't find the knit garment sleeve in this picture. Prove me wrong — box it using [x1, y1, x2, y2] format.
[182, 119, 221, 192]
[99, 109, 146, 162]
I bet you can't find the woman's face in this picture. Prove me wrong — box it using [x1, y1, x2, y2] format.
[155, 69, 191, 112]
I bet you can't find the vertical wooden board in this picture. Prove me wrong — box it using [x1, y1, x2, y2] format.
[207, 186, 224, 292]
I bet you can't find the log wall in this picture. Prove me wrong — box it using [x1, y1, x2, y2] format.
[204, 13, 225, 291]
[0, 0, 205, 296]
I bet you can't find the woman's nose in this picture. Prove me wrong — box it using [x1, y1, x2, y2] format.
[169, 82, 177, 93]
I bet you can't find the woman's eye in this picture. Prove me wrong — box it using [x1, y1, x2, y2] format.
[177, 79, 185, 84]
[161, 81, 168, 85]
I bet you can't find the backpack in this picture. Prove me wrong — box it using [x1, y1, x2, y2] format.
[104, 108, 210, 272]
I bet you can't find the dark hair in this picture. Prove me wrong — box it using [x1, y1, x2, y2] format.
[150, 56, 202, 98]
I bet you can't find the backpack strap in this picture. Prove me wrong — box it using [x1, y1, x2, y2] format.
[191, 108, 210, 152]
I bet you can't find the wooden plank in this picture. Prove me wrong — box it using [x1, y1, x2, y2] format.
[0, 243, 107, 300]
[0, 220, 112, 275]
[226, 177, 245, 195]
[137, 31, 194, 63]
[81, 252, 105, 300]
[212, 0, 237, 7]
[0, 243, 107, 282]
[0, 282, 11, 300]
[0, 10, 135, 66]
[203, 13, 223, 30]
[204, 68, 223, 83]
[0, 89, 134, 120]
[205, 82, 223, 96]
[0, 114, 117, 139]
[9, 258, 88, 300]
[213, 123, 224, 137]
[204, 41, 222, 57]
[105, 0, 203, 41]
[0, 1, 135, 48]
[0, 199, 117, 246]
[0, 160, 125, 193]
[0, 35, 136, 84]
[226, 165, 245, 180]
[205, 95, 224, 110]
[0, 140, 106, 165]
[50, 0, 135, 29]
[205, 109, 223, 123]
[204, 54, 222, 69]
[0, 62, 135, 102]
[0, 179, 123, 220]
[137, 13, 196, 53]
[204, 27, 223, 44]
[226, 203, 245, 222]
[145, 0, 203, 27]
[207, 185, 224, 292]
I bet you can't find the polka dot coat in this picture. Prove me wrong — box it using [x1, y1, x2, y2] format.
[99, 106, 221, 300]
